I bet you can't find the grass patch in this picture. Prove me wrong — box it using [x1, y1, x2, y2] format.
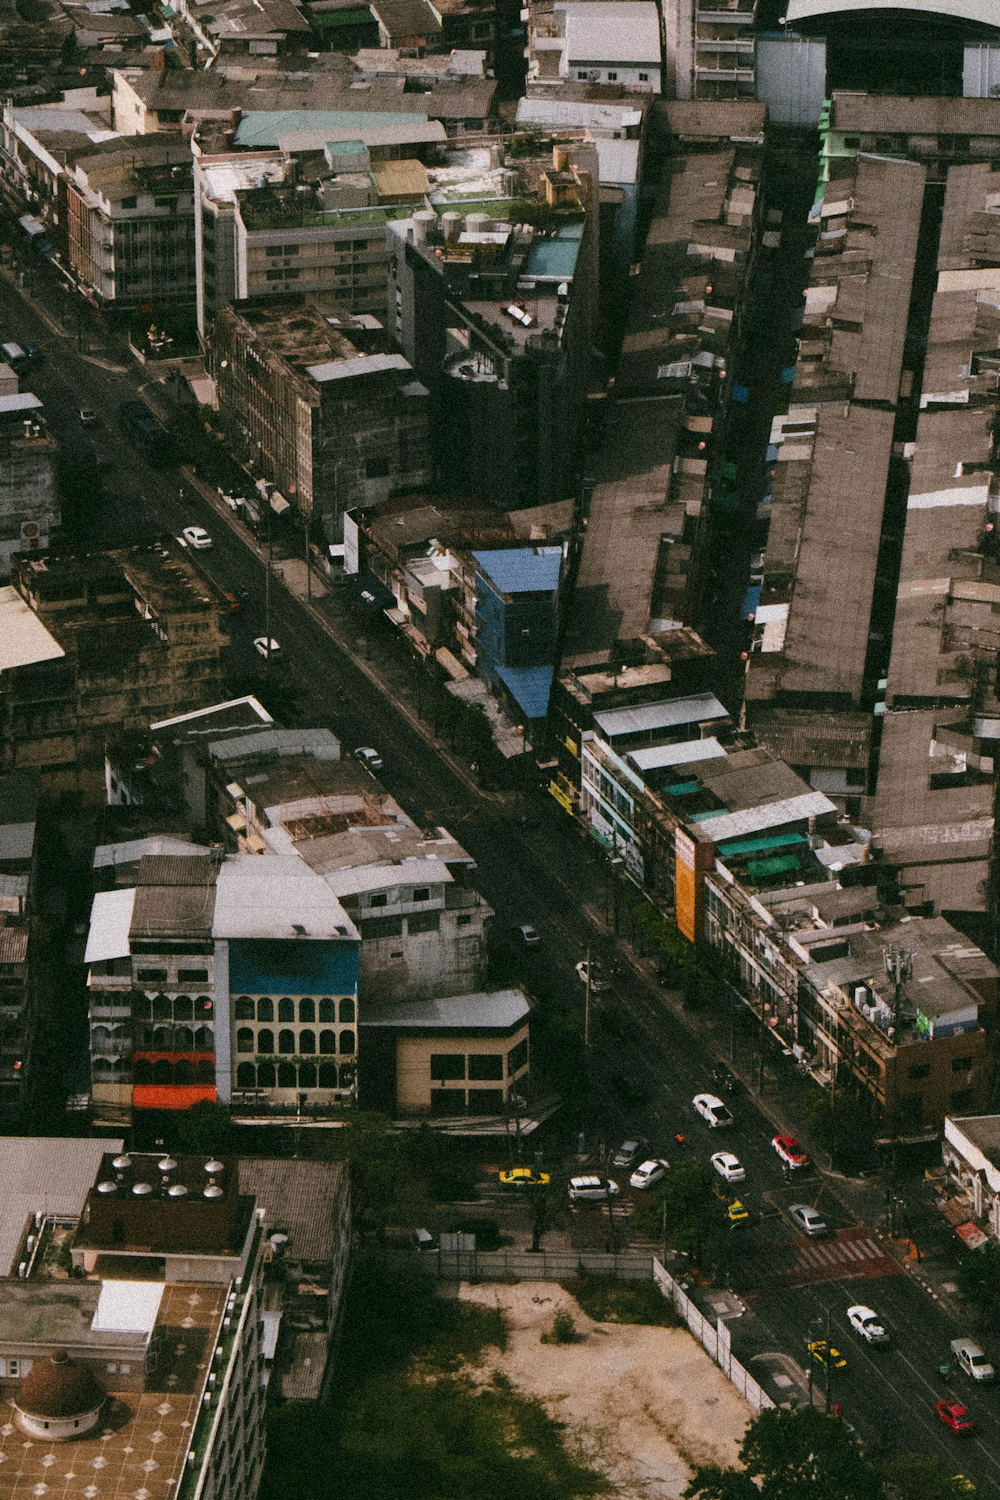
[559, 1276, 680, 1327]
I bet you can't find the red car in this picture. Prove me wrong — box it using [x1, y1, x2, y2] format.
[772, 1134, 809, 1169]
[936, 1400, 974, 1436]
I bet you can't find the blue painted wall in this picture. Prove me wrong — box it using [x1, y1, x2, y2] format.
[228, 938, 358, 996]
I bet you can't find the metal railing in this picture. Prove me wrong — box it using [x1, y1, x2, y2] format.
[652, 1258, 773, 1413]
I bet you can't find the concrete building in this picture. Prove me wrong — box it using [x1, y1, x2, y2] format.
[213, 296, 432, 538]
[0, 408, 58, 579]
[0, 772, 40, 1106]
[0, 89, 117, 263]
[661, 0, 756, 102]
[525, 1, 662, 92]
[943, 1114, 1000, 1245]
[0, 542, 233, 801]
[472, 546, 563, 733]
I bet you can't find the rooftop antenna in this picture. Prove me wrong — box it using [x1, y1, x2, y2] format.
[884, 946, 912, 1029]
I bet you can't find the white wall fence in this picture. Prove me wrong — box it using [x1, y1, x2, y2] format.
[652, 1257, 774, 1414]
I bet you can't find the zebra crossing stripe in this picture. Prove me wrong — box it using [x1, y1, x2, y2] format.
[838, 1241, 863, 1262]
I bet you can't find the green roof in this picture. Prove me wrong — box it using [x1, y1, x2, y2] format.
[664, 780, 700, 796]
[234, 110, 421, 148]
[326, 138, 367, 154]
[718, 832, 807, 858]
[314, 5, 373, 24]
[746, 854, 799, 881]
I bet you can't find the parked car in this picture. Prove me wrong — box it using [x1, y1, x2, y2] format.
[951, 1339, 995, 1383]
[711, 1151, 745, 1184]
[612, 1137, 648, 1170]
[514, 924, 539, 945]
[693, 1093, 733, 1128]
[253, 636, 281, 659]
[498, 1167, 550, 1189]
[936, 1400, 975, 1436]
[181, 525, 212, 550]
[354, 746, 383, 771]
[808, 1340, 846, 1370]
[222, 591, 242, 613]
[847, 1305, 888, 1345]
[568, 1175, 620, 1202]
[575, 959, 612, 993]
[788, 1203, 827, 1238]
[725, 1199, 750, 1224]
[78, 407, 98, 426]
[629, 1158, 670, 1191]
[772, 1134, 809, 1169]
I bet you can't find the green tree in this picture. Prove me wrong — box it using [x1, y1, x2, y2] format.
[174, 1099, 238, 1155]
[630, 1159, 717, 1256]
[956, 1239, 1000, 1320]
[800, 1087, 875, 1173]
[527, 1181, 554, 1253]
[685, 1405, 881, 1500]
[336, 1112, 410, 1235]
[881, 1452, 976, 1499]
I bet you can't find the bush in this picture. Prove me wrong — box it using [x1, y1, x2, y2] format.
[560, 1276, 679, 1327]
[547, 1308, 576, 1344]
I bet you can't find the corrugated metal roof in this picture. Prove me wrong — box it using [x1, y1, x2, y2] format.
[473, 547, 562, 595]
[93, 837, 209, 871]
[136, 854, 218, 887]
[560, 1, 661, 64]
[718, 831, 807, 857]
[495, 663, 555, 720]
[237, 1158, 347, 1263]
[212, 857, 359, 941]
[685, 789, 837, 843]
[0, 585, 65, 672]
[0, 924, 28, 964]
[594, 693, 727, 739]
[0, 1136, 123, 1277]
[323, 857, 452, 898]
[628, 736, 727, 772]
[84, 887, 136, 963]
[361, 987, 530, 1028]
[305, 352, 412, 383]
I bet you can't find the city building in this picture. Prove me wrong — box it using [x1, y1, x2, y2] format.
[0, 542, 233, 801]
[0, 397, 58, 579]
[942, 1114, 1000, 1244]
[0, 89, 117, 263]
[472, 546, 563, 733]
[0, 772, 40, 1106]
[525, 1, 662, 93]
[171, 0, 313, 61]
[661, 0, 756, 102]
[85, 851, 360, 1124]
[212, 295, 432, 538]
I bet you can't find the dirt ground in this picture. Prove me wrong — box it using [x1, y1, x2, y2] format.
[454, 1281, 753, 1498]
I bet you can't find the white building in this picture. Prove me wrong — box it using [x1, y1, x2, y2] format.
[527, 2, 662, 92]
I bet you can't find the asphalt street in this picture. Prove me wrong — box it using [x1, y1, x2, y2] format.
[3, 265, 998, 1487]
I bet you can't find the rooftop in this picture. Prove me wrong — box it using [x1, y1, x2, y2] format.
[593, 693, 728, 740]
[473, 546, 562, 594]
[828, 90, 1000, 136]
[361, 987, 531, 1030]
[558, 1, 661, 64]
[0, 1137, 123, 1278]
[236, 1158, 347, 1263]
[0, 584, 65, 672]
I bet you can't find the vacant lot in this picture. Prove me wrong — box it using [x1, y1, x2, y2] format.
[454, 1281, 753, 1499]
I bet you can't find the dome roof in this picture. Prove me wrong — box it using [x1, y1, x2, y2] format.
[16, 1353, 106, 1419]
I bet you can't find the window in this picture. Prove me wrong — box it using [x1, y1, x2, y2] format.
[299, 1062, 317, 1088]
[299, 1029, 316, 1054]
[360, 915, 403, 938]
[154, 1059, 172, 1084]
[638, 72, 648, 81]
[120, 1365, 130, 1376]
[457, 914, 473, 926]
[266, 270, 284, 281]
[577, 71, 587, 79]
[319, 998, 336, 1022]
[173, 996, 193, 1020]
[468, 1088, 503, 1112]
[154, 195, 174, 208]
[194, 1026, 213, 1052]
[106, 1364, 117, 1374]
[235, 998, 255, 1020]
[431, 1090, 466, 1116]
[952, 1056, 973, 1072]
[174, 1026, 194, 1050]
[299, 998, 315, 1022]
[319, 1061, 338, 1087]
[257, 998, 273, 1022]
[237, 1028, 254, 1053]
[257, 1062, 276, 1087]
[139, 969, 168, 983]
[257, 1029, 274, 1055]
[278, 1029, 296, 1054]
[369, 892, 388, 908]
[468, 1053, 503, 1081]
[412, 887, 430, 902]
[196, 1059, 214, 1083]
[278, 997, 295, 1022]
[844, 136, 860, 149]
[283, 269, 300, 281]
[951, 1088, 976, 1111]
[179, 969, 208, 984]
[431, 1053, 465, 1081]
[339, 1030, 355, 1055]
[607, 71, 617, 80]
[237, 1061, 256, 1089]
[266, 245, 283, 256]
[199, 996, 213, 1014]
[907, 1063, 931, 1081]
[134, 1059, 153, 1085]
[339, 997, 355, 1023]
[508, 1038, 528, 1074]
[278, 1062, 297, 1087]
[320, 1030, 337, 1054]
[408, 911, 440, 934]
[283, 244, 299, 256]
[175, 1059, 194, 1084]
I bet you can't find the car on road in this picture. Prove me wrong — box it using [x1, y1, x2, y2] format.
[936, 1400, 975, 1436]
[612, 1138, 648, 1170]
[78, 407, 98, 426]
[354, 746, 383, 771]
[788, 1203, 827, 1238]
[568, 1175, 620, 1202]
[629, 1158, 670, 1190]
[514, 924, 539, 945]
[575, 959, 612, 993]
[847, 1305, 888, 1345]
[181, 525, 212, 550]
[807, 1341, 846, 1370]
[772, 1134, 809, 1169]
[25, 344, 43, 362]
[711, 1151, 745, 1184]
[222, 591, 242, 613]
[951, 1338, 995, 1383]
[253, 636, 281, 659]
[693, 1093, 733, 1128]
[498, 1167, 550, 1190]
[726, 1199, 750, 1224]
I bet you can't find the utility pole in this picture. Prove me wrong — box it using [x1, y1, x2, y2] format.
[584, 942, 591, 1048]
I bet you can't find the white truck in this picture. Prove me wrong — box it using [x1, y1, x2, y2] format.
[951, 1338, 995, 1382]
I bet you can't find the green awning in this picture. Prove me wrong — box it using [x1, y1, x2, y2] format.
[718, 832, 807, 858]
[665, 780, 701, 796]
[690, 808, 728, 821]
[747, 854, 799, 880]
[315, 6, 373, 25]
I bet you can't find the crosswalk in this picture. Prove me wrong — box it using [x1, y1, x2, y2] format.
[780, 1228, 903, 1284]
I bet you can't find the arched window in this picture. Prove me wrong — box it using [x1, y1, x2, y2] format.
[318, 1062, 338, 1088]
[277, 1062, 297, 1088]
[299, 998, 315, 1023]
[257, 998, 273, 1022]
[278, 997, 295, 1022]
[152, 995, 171, 1020]
[339, 1064, 355, 1089]
[175, 1059, 194, 1085]
[133, 1059, 153, 1085]
[299, 1062, 317, 1088]
[339, 1030, 356, 1055]
[298, 1029, 316, 1054]
[174, 1027, 194, 1051]
[194, 1026, 214, 1052]
[339, 998, 356, 1024]
[135, 997, 153, 1022]
[319, 998, 336, 1022]
[278, 1029, 295, 1054]
[152, 1027, 172, 1051]
[198, 996, 213, 1014]
[236, 1062, 256, 1088]
[173, 996, 193, 1020]
[153, 1059, 172, 1084]
[257, 1029, 274, 1055]
[137, 1025, 154, 1050]
[319, 1030, 337, 1054]
[196, 1059, 215, 1084]
[237, 1028, 254, 1053]
[257, 1062, 276, 1087]
[234, 997, 255, 1020]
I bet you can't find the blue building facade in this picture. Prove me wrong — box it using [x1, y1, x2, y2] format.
[473, 547, 563, 726]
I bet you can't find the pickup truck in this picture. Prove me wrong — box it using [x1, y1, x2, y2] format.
[951, 1338, 995, 1382]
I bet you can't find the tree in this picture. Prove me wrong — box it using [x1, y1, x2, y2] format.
[685, 1405, 881, 1500]
[174, 1099, 238, 1155]
[526, 1181, 554, 1253]
[800, 1087, 875, 1174]
[956, 1239, 1000, 1320]
[630, 1159, 717, 1257]
[334, 1112, 411, 1235]
[881, 1452, 976, 1499]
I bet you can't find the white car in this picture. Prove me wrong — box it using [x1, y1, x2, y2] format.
[515, 924, 539, 946]
[693, 1093, 733, 1128]
[711, 1151, 745, 1184]
[629, 1158, 670, 1191]
[788, 1203, 827, 1238]
[575, 959, 612, 993]
[847, 1305, 888, 1344]
[568, 1175, 620, 1202]
[181, 525, 212, 550]
[79, 407, 98, 426]
[354, 746, 383, 771]
[253, 636, 281, 659]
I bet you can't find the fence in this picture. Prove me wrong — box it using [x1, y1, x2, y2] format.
[418, 1248, 656, 1281]
[652, 1257, 774, 1414]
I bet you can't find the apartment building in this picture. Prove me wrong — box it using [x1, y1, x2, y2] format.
[0, 89, 116, 262]
[0, 410, 58, 579]
[662, 0, 756, 101]
[525, 1, 662, 92]
[213, 295, 432, 537]
[0, 772, 38, 1105]
[943, 1114, 1000, 1244]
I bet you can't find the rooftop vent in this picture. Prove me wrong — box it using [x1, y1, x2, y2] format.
[158, 1156, 177, 1173]
[132, 1182, 153, 1196]
[204, 1184, 223, 1199]
[204, 1159, 225, 1174]
[167, 1184, 189, 1198]
[97, 1181, 117, 1195]
[112, 1154, 131, 1170]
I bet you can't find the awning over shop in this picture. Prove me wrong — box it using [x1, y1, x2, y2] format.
[19, 215, 45, 237]
[270, 491, 291, 515]
[956, 1220, 990, 1251]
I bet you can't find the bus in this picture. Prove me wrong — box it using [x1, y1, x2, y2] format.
[118, 399, 175, 468]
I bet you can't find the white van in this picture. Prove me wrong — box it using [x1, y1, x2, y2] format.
[951, 1338, 995, 1382]
[1, 342, 26, 370]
